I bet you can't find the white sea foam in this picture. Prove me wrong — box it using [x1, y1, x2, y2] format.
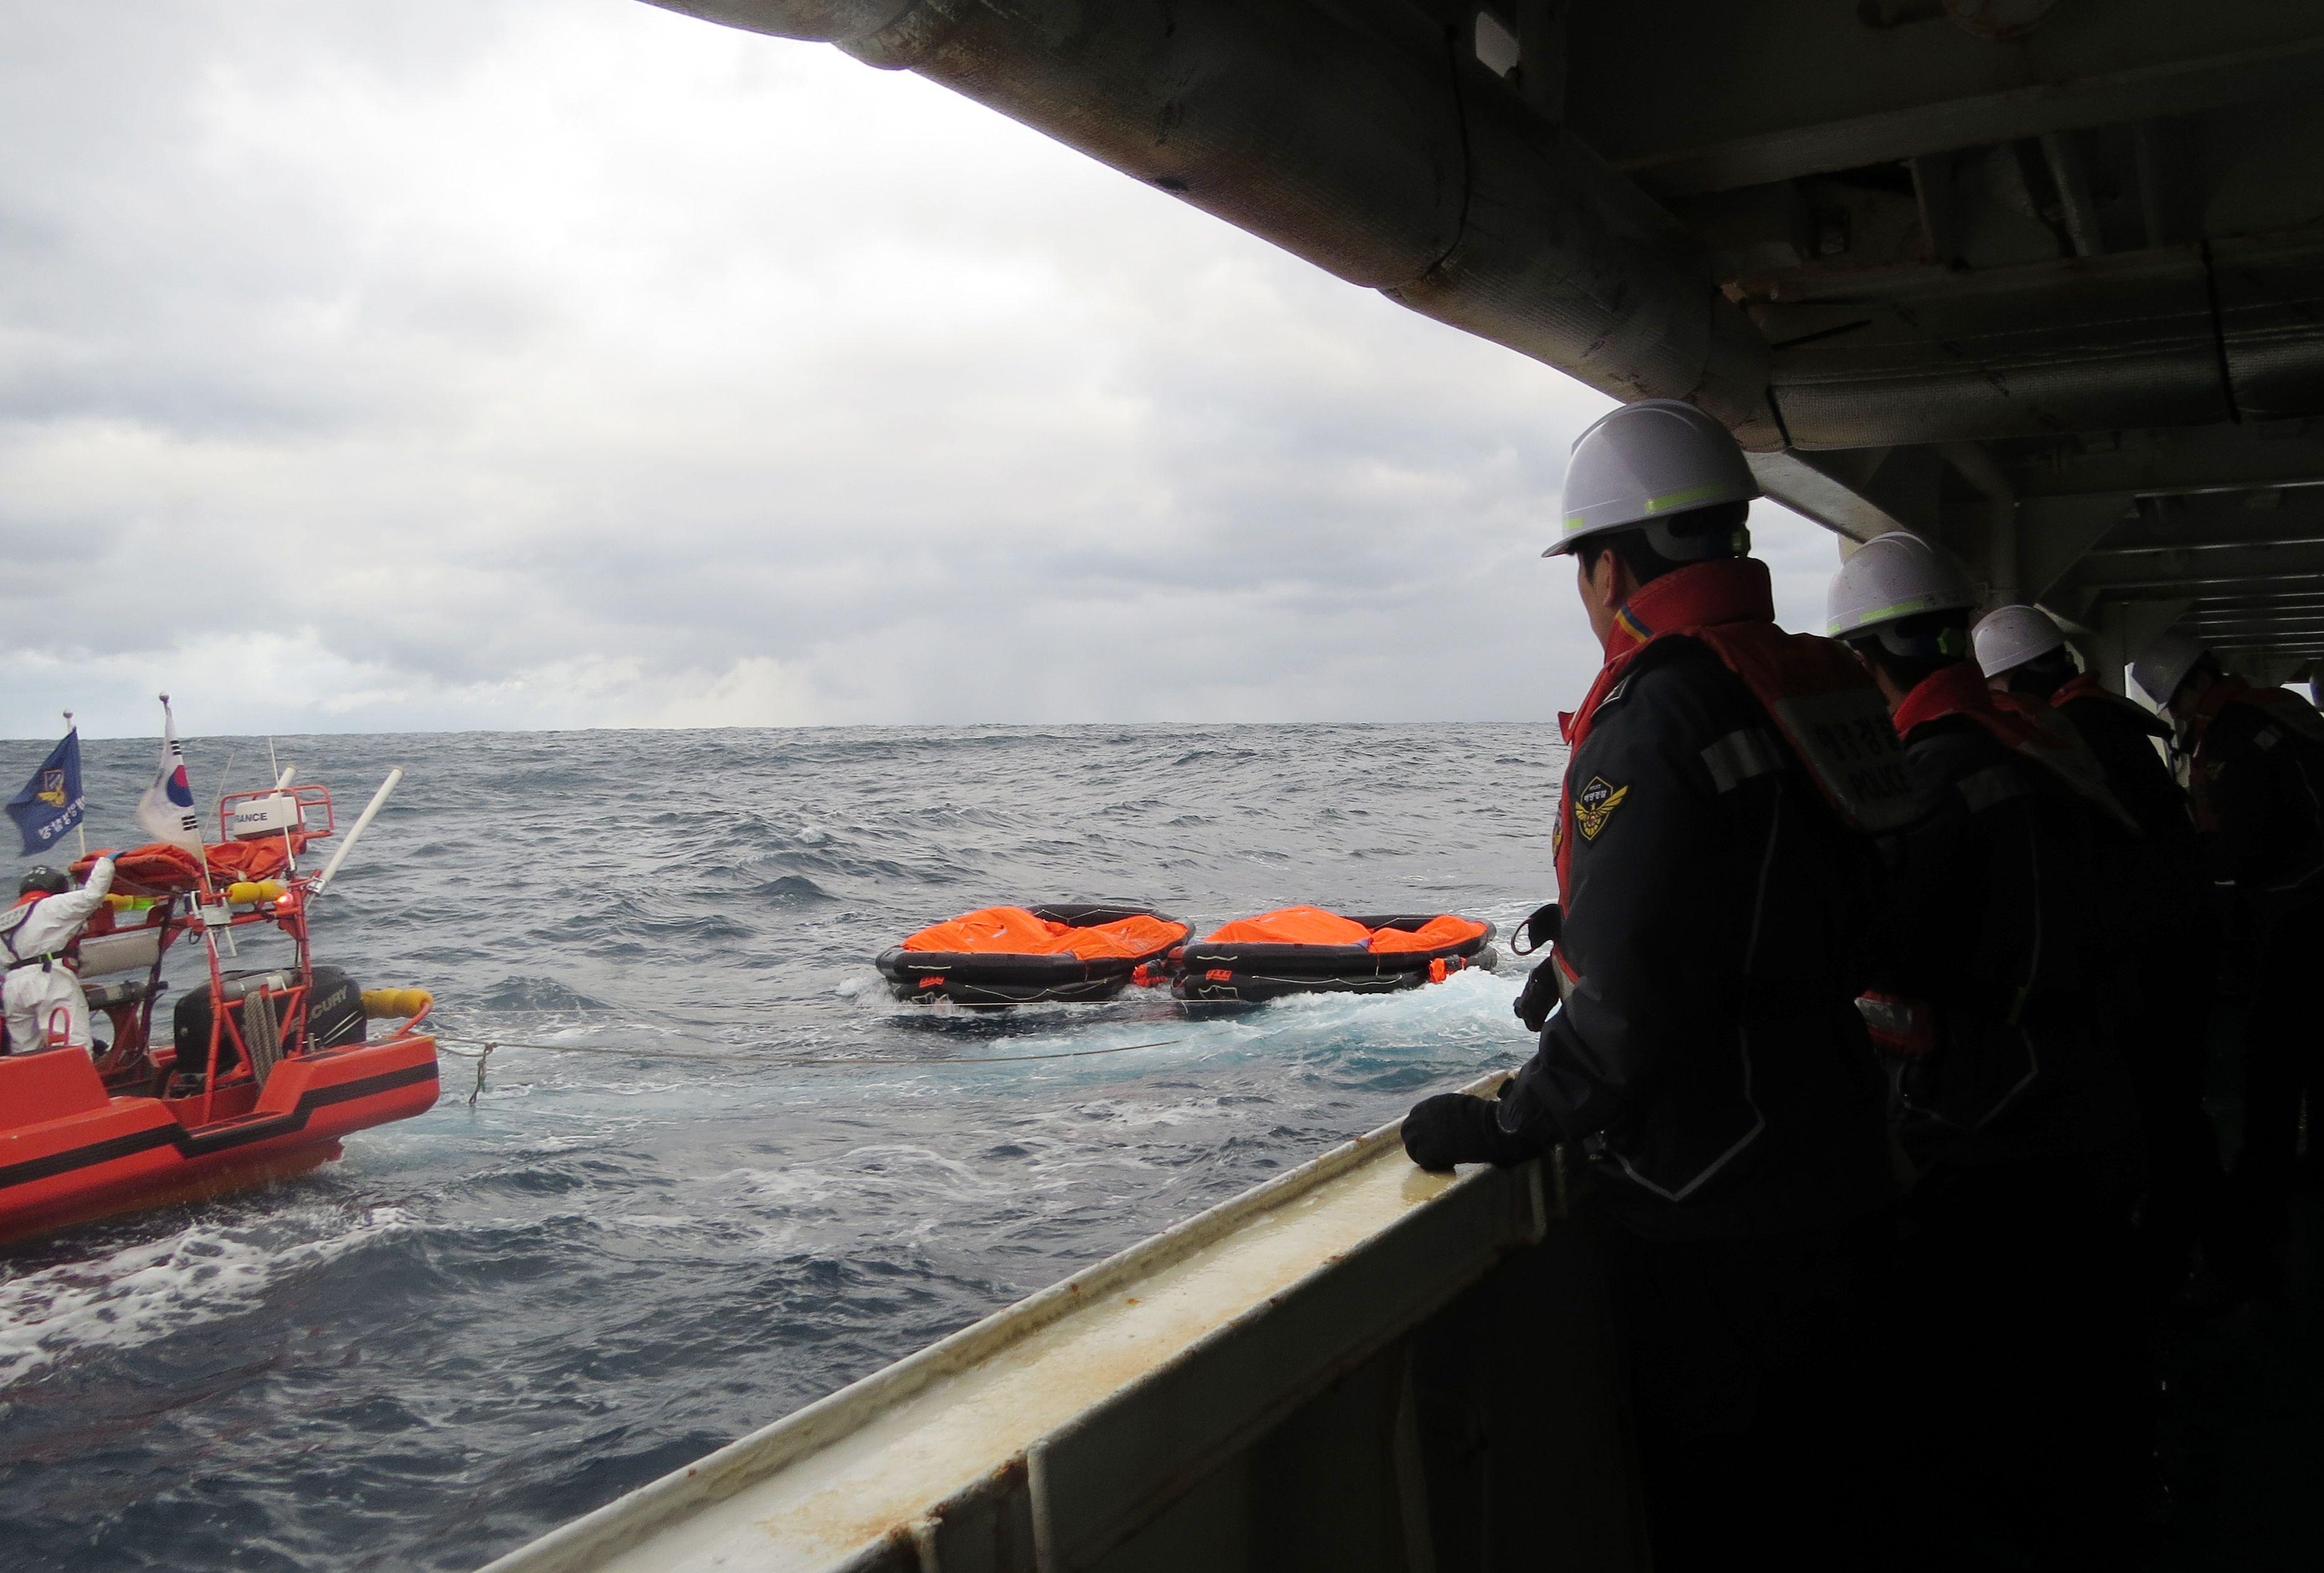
[0, 1205, 420, 1387]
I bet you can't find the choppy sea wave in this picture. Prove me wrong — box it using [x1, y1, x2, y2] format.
[0, 723, 1560, 1571]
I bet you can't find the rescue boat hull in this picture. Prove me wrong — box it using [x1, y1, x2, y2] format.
[0, 1036, 440, 1245]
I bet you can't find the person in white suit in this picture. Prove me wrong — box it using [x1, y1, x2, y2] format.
[1, 855, 117, 1054]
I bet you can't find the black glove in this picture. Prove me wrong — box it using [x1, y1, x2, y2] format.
[1401, 1092, 1538, 1172]
[1513, 962, 1561, 1033]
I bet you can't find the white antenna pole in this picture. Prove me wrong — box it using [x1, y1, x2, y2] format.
[212, 750, 237, 833]
[64, 710, 84, 859]
[308, 768, 403, 896]
[274, 765, 298, 872]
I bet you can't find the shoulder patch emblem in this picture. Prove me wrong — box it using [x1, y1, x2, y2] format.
[1572, 775, 1629, 841]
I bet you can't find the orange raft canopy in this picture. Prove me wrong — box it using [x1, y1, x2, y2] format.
[1175, 906, 1496, 1004]
[877, 904, 1190, 1005]
[74, 834, 316, 898]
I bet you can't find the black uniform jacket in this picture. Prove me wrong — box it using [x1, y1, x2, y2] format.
[2191, 685, 2324, 900]
[2056, 685, 2196, 862]
[2053, 680, 2205, 939]
[1871, 671, 2139, 1169]
[1500, 635, 1895, 1244]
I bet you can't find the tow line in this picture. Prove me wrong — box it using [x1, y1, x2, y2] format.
[431, 1035, 1190, 1106]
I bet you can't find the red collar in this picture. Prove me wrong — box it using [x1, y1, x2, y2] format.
[2048, 672, 2106, 708]
[2183, 675, 2253, 746]
[1598, 557, 1775, 662]
[1563, 559, 1776, 747]
[1892, 661, 2047, 748]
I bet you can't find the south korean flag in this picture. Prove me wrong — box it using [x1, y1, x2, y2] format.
[135, 694, 205, 852]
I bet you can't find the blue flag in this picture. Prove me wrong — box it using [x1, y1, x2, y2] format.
[8, 728, 84, 858]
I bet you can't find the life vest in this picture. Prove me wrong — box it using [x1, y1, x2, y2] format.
[1893, 663, 2139, 834]
[2181, 676, 2324, 833]
[1554, 557, 1913, 900]
[2049, 672, 2171, 741]
[0, 892, 78, 973]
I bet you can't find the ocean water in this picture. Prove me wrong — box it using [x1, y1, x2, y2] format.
[0, 723, 1562, 1572]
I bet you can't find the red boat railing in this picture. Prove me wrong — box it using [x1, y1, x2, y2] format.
[215, 781, 335, 843]
[74, 783, 355, 1118]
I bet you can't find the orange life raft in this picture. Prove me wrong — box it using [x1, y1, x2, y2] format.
[877, 904, 1190, 1005]
[74, 835, 317, 898]
[1173, 906, 1496, 1003]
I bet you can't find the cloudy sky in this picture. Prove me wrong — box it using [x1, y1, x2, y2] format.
[0, 1, 1843, 739]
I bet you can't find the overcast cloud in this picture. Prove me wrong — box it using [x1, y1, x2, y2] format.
[0, 1, 1842, 739]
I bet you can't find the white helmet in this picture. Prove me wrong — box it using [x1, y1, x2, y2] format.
[1827, 531, 1979, 644]
[1972, 604, 2069, 678]
[1547, 399, 1760, 559]
[2132, 631, 2209, 710]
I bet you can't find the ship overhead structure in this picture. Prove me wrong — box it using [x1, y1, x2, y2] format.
[653, 0, 2324, 680]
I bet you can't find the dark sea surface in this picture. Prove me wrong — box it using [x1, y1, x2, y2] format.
[0, 723, 1562, 1572]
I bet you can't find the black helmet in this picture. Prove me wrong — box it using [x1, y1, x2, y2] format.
[18, 866, 70, 897]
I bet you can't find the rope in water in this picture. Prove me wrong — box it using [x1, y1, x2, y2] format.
[429, 1034, 1190, 1106]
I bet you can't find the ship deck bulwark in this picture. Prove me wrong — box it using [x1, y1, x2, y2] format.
[477, 1071, 1645, 1573]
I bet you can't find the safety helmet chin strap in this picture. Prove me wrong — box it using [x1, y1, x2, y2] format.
[2021, 644, 2082, 678]
[1856, 621, 1969, 662]
[1638, 516, 1751, 564]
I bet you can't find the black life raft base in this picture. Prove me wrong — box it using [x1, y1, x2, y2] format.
[877, 904, 1185, 1009]
[1171, 914, 1497, 1005]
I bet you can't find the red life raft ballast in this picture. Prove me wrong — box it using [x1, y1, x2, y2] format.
[1172, 906, 1497, 1003]
[876, 904, 1190, 1005]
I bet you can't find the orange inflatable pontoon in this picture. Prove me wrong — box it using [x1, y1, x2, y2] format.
[1173, 906, 1496, 1003]
[877, 904, 1189, 1005]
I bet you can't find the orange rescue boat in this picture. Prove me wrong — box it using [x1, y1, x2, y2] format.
[0, 778, 439, 1244]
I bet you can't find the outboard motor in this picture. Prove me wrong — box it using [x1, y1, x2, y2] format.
[303, 965, 367, 1049]
[173, 964, 367, 1081]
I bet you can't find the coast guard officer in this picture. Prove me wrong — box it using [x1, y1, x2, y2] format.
[1401, 400, 1907, 1570]
[2134, 632, 2324, 1278]
[1832, 540, 2146, 1565]
[1, 855, 116, 1054]
[1974, 605, 2239, 1302]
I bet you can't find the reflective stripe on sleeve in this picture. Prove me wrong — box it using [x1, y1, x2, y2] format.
[1958, 765, 2030, 813]
[1700, 728, 1788, 793]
